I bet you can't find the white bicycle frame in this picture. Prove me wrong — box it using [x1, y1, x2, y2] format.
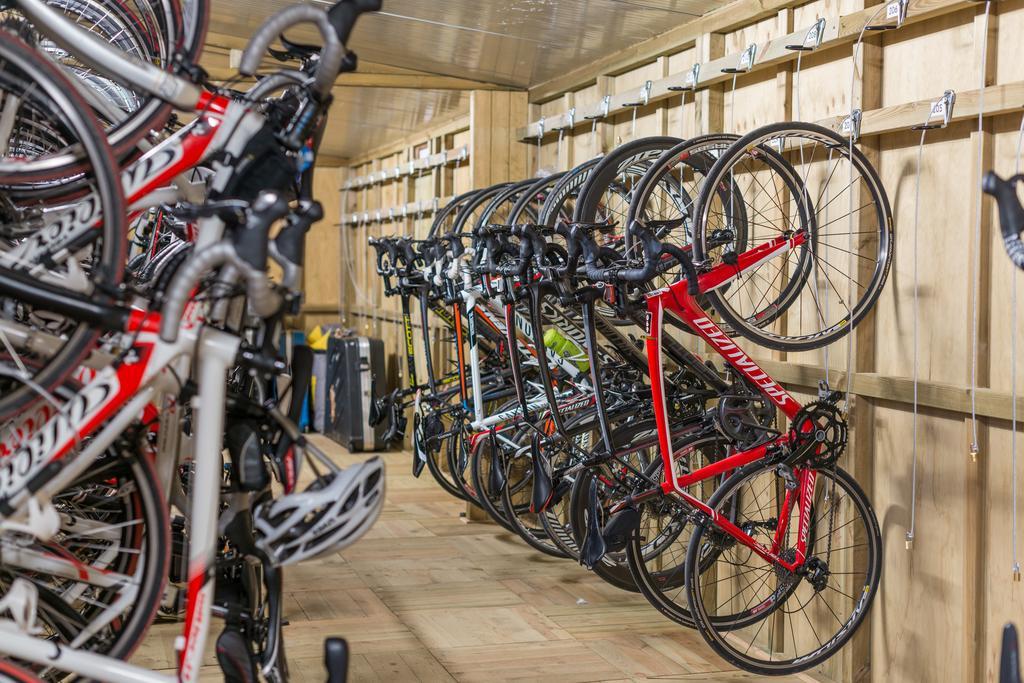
[0, 310, 240, 683]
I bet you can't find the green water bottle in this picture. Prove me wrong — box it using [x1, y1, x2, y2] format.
[543, 328, 590, 373]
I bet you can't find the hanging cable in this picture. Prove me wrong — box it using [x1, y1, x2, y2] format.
[969, 1, 993, 461]
[906, 123, 928, 549]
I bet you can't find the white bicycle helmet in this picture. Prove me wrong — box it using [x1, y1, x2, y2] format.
[254, 457, 384, 566]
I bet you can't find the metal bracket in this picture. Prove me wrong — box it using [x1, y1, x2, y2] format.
[840, 108, 863, 142]
[374, 210, 382, 222]
[723, 44, 757, 73]
[787, 17, 826, 51]
[624, 80, 653, 107]
[393, 167, 401, 179]
[668, 63, 701, 92]
[457, 146, 468, 162]
[866, 0, 909, 30]
[911, 90, 956, 130]
[407, 161, 415, 175]
[536, 116, 545, 140]
[388, 208, 395, 221]
[565, 106, 576, 129]
[584, 94, 613, 120]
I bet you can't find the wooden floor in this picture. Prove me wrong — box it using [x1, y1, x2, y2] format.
[136, 436, 817, 682]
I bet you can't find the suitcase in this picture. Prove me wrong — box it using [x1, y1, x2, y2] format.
[326, 336, 387, 451]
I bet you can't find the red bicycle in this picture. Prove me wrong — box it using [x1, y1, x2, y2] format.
[569, 122, 889, 675]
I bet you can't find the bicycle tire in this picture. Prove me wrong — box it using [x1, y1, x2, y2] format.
[684, 461, 882, 675]
[692, 121, 893, 352]
[0, 34, 127, 422]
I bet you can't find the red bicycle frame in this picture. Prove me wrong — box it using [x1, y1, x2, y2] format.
[645, 231, 816, 572]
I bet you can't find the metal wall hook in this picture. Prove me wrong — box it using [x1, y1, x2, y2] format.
[840, 109, 863, 142]
[722, 44, 757, 73]
[583, 95, 612, 120]
[623, 80, 653, 107]
[786, 17, 826, 51]
[911, 90, 956, 131]
[536, 116, 546, 140]
[866, 0, 909, 30]
[668, 63, 701, 92]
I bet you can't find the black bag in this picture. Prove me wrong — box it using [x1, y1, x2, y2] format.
[326, 336, 387, 451]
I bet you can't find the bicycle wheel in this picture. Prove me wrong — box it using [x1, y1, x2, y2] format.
[537, 158, 598, 226]
[692, 122, 893, 352]
[500, 416, 599, 560]
[506, 172, 565, 226]
[414, 407, 467, 501]
[625, 134, 740, 288]
[2, 0, 209, 178]
[0, 34, 126, 422]
[1, 432, 170, 677]
[684, 461, 882, 674]
[567, 420, 665, 593]
[572, 136, 682, 237]
[0, 662, 41, 683]
[625, 432, 730, 629]
[469, 422, 521, 532]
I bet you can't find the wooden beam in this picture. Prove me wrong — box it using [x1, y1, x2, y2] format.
[757, 359, 1024, 424]
[517, 0, 976, 141]
[818, 80, 1024, 138]
[346, 112, 470, 167]
[528, 0, 810, 103]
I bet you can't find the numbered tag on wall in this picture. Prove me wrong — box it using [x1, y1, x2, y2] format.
[840, 109, 862, 142]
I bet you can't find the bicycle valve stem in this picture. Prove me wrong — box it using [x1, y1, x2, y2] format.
[969, 442, 979, 462]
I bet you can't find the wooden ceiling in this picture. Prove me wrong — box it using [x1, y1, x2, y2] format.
[202, 0, 729, 161]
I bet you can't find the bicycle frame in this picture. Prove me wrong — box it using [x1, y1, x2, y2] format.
[644, 232, 815, 573]
[8, 92, 263, 279]
[0, 300, 240, 683]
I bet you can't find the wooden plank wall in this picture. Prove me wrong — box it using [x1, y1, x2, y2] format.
[522, 0, 1024, 682]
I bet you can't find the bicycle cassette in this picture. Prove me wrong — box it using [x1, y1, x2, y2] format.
[788, 401, 848, 467]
